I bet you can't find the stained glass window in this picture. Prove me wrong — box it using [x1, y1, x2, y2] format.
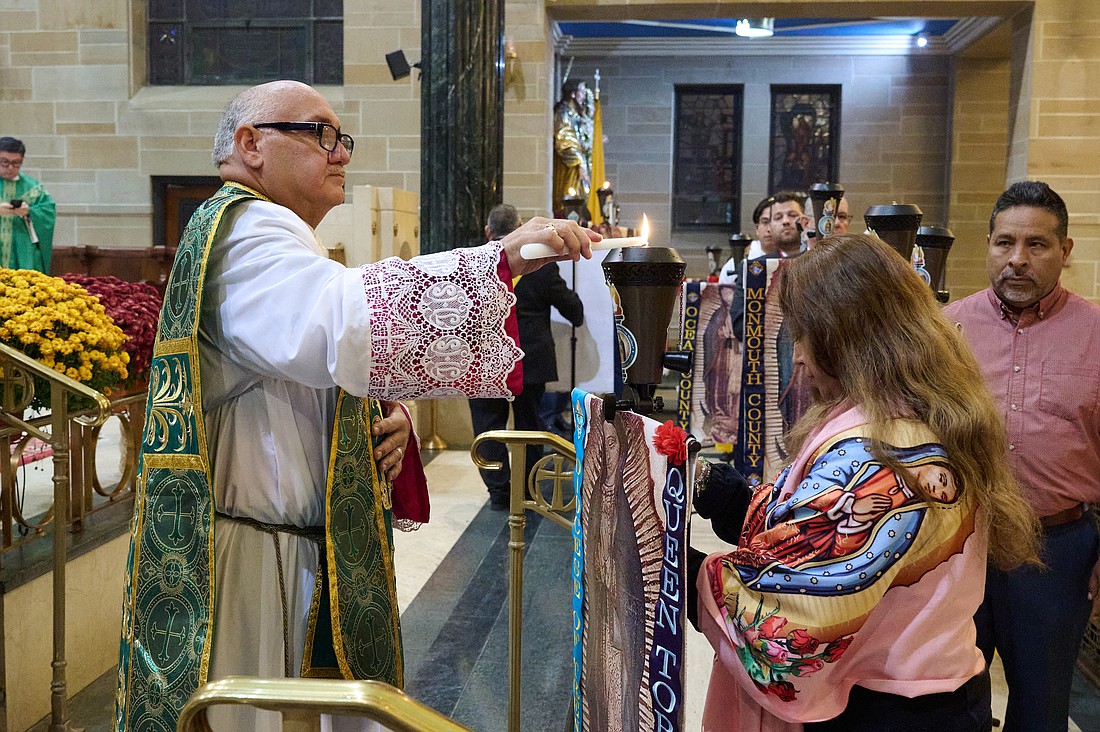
[672, 85, 744, 231]
[768, 86, 841, 192]
[148, 0, 342, 85]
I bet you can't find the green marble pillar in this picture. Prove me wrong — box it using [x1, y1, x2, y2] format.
[420, 1, 505, 253]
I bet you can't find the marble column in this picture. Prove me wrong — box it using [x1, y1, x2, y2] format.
[420, 0, 505, 253]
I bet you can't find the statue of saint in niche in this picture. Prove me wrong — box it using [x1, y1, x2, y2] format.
[553, 79, 594, 213]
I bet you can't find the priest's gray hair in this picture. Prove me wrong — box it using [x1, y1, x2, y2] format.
[212, 86, 282, 167]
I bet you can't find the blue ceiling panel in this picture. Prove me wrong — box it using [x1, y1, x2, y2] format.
[559, 18, 959, 39]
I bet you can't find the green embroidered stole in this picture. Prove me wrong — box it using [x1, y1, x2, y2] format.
[304, 394, 403, 683]
[115, 183, 402, 732]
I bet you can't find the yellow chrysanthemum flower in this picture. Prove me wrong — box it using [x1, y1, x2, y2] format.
[0, 268, 130, 403]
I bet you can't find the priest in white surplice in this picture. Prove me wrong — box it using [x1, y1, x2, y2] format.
[114, 80, 598, 732]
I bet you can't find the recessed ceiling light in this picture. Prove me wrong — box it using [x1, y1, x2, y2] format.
[735, 18, 775, 38]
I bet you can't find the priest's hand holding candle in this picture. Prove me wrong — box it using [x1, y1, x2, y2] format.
[520, 214, 650, 260]
[499, 216, 600, 276]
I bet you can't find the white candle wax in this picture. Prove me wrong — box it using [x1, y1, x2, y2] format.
[519, 236, 649, 260]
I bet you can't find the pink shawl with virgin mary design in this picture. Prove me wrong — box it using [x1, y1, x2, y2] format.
[697, 405, 987, 730]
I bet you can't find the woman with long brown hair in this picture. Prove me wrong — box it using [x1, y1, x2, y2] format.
[690, 233, 1039, 731]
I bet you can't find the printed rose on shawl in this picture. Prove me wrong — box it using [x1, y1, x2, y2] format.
[822, 636, 853, 662]
[758, 614, 786, 639]
[730, 598, 856, 700]
[762, 639, 790, 664]
[653, 420, 688, 465]
[795, 656, 825, 675]
[787, 628, 820, 654]
[760, 680, 798, 702]
[735, 643, 769, 684]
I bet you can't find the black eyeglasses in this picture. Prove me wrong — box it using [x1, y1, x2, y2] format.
[254, 122, 354, 157]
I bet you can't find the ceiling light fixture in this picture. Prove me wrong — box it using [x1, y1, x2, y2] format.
[735, 18, 775, 38]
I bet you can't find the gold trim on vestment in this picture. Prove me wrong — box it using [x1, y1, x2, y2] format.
[193, 185, 236, 686]
[301, 565, 342, 678]
[371, 413, 404, 688]
[324, 397, 350, 679]
[323, 396, 404, 685]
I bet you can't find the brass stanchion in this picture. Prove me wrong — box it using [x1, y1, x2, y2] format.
[423, 399, 448, 451]
[470, 430, 576, 732]
[48, 383, 71, 732]
[0, 344, 111, 731]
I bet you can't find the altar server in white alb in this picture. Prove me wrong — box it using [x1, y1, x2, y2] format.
[114, 79, 598, 732]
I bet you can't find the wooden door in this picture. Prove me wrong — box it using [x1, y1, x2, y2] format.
[152, 176, 223, 248]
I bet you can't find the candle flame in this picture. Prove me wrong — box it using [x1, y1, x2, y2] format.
[602, 180, 611, 189]
[640, 214, 650, 244]
[567, 187, 577, 197]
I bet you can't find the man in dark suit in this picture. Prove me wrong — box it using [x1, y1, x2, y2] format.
[469, 204, 585, 509]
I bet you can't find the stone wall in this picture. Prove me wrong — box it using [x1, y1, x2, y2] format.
[502, 0, 555, 218]
[566, 54, 953, 276]
[0, 0, 423, 250]
[946, 47, 1012, 299]
[1009, 0, 1100, 300]
[343, 1, 422, 194]
[0, 0, 551, 249]
[949, 0, 1100, 302]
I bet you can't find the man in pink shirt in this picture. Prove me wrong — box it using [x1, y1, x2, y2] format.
[944, 181, 1100, 732]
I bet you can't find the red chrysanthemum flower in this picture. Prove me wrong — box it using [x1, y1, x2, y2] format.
[61, 274, 162, 384]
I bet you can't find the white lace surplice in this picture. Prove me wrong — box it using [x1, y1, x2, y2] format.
[196, 200, 519, 730]
[361, 241, 522, 399]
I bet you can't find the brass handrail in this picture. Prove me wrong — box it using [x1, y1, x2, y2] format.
[0, 341, 115, 731]
[176, 677, 473, 731]
[470, 430, 577, 732]
[471, 430, 575, 529]
[0, 342, 111, 431]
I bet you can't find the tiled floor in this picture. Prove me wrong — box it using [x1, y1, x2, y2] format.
[17, 438, 1100, 731]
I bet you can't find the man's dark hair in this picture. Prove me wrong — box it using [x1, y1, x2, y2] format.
[990, 181, 1069, 240]
[486, 204, 522, 239]
[770, 190, 806, 210]
[752, 195, 776, 225]
[0, 137, 26, 155]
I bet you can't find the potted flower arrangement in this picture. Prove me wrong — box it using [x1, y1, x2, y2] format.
[59, 274, 162, 388]
[0, 268, 130, 410]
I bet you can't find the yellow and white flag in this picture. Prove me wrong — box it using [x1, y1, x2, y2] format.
[586, 89, 605, 225]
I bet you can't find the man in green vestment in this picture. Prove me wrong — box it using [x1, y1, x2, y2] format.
[114, 80, 598, 731]
[0, 137, 56, 273]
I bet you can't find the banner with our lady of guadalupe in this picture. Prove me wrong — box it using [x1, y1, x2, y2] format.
[678, 260, 813, 487]
[570, 390, 692, 732]
[677, 280, 742, 449]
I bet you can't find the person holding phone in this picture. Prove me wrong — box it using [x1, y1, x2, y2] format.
[0, 136, 55, 273]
